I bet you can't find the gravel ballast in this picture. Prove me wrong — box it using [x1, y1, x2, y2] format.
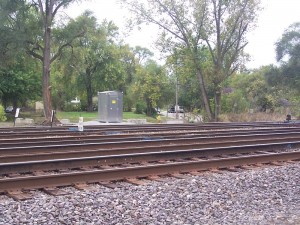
[0, 162, 299, 225]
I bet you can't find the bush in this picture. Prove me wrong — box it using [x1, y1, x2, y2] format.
[0, 105, 7, 122]
[222, 91, 249, 113]
[135, 102, 146, 114]
[123, 95, 133, 112]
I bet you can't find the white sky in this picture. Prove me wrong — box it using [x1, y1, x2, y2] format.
[66, 0, 300, 69]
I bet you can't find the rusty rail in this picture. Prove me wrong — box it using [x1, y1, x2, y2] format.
[0, 151, 299, 193]
[0, 141, 299, 174]
[1, 137, 300, 163]
[1, 131, 300, 156]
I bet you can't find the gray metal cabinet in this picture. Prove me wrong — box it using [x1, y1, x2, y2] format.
[98, 91, 123, 123]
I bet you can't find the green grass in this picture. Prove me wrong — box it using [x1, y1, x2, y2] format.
[56, 111, 97, 122]
[0, 111, 162, 127]
[56, 111, 157, 123]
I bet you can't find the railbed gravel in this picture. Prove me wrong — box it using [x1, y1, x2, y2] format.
[0, 162, 299, 225]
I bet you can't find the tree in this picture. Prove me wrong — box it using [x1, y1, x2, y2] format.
[0, 54, 41, 109]
[121, 0, 260, 120]
[132, 60, 168, 116]
[205, 0, 260, 119]
[1, 0, 86, 123]
[119, 45, 137, 112]
[0, 1, 43, 112]
[132, 46, 154, 64]
[55, 12, 127, 112]
[0, 105, 6, 122]
[275, 22, 300, 92]
[0, 0, 40, 73]
[122, 45, 155, 111]
[30, 0, 87, 122]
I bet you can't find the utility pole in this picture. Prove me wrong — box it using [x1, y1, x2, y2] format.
[175, 78, 179, 119]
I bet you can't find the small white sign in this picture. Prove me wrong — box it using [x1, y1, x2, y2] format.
[78, 117, 84, 131]
[15, 108, 20, 118]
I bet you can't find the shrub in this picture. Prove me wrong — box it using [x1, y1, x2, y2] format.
[0, 105, 7, 122]
[135, 102, 146, 114]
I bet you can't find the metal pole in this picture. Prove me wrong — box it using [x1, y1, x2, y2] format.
[175, 78, 178, 119]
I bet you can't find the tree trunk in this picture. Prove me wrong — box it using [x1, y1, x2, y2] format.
[85, 70, 93, 112]
[86, 84, 93, 112]
[146, 98, 152, 116]
[42, 24, 52, 122]
[195, 65, 213, 121]
[213, 67, 222, 122]
[214, 90, 221, 121]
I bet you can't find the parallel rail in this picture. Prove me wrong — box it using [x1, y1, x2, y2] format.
[0, 123, 300, 194]
[0, 150, 299, 193]
[1, 135, 300, 163]
[0, 122, 298, 139]
[1, 141, 299, 175]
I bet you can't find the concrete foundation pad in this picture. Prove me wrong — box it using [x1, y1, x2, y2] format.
[60, 119, 71, 124]
[127, 119, 147, 124]
[15, 118, 24, 124]
[166, 120, 184, 124]
[24, 118, 34, 124]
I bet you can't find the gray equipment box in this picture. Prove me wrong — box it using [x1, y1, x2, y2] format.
[98, 91, 123, 123]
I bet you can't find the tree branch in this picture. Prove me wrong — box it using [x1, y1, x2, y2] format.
[53, 0, 72, 18]
[127, 1, 185, 42]
[50, 30, 86, 64]
[37, 0, 45, 24]
[156, 0, 191, 43]
[26, 48, 43, 61]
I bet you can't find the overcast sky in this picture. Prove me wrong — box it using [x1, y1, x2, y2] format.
[66, 0, 300, 69]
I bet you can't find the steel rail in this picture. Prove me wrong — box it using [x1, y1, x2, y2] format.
[0, 122, 292, 132]
[0, 123, 298, 139]
[1, 128, 300, 146]
[0, 141, 299, 175]
[1, 132, 300, 156]
[0, 122, 282, 132]
[0, 124, 241, 134]
[1, 137, 300, 164]
[0, 151, 299, 193]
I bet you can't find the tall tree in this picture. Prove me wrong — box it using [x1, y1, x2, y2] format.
[205, 0, 259, 119]
[132, 59, 167, 116]
[121, 0, 260, 120]
[65, 13, 124, 111]
[1, 0, 87, 122]
[275, 22, 300, 92]
[0, 0, 30, 66]
[25, 0, 87, 123]
[0, 54, 41, 109]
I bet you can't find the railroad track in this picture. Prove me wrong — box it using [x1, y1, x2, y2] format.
[1, 132, 300, 163]
[0, 123, 300, 200]
[1, 149, 299, 200]
[0, 121, 298, 139]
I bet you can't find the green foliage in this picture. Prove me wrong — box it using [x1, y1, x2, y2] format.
[222, 90, 249, 114]
[276, 22, 300, 62]
[221, 70, 275, 113]
[123, 94, 133, 112]
[166, 48, 210, 112]
[256, 95, 275, 112]
[0, 0, 35, 66]
[135, 101, 146, 114]
[132, 60, 169, 116]
[275, 22, 300, 92]
[54, 13, 126, 112]
[0, 55, 41, 107]
[121, 0, 261, 120]
[0, 105, 7, 122]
